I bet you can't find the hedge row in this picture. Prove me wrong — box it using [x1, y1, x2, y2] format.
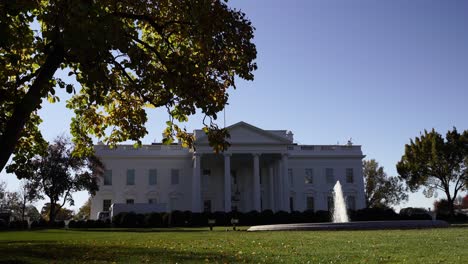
[0, 219, 66, 230]
[105, 208, 447, 228]
[108, 210, 331, 228]
[1, 208, 466, 230]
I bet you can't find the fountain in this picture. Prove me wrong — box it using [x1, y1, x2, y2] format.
[332, 181, 349, 223]
[247, 182, 449, 231]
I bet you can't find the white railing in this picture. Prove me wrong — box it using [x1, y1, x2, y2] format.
[288, 145, 361, 153]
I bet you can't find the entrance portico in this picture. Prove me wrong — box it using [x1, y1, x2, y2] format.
[191, 152, 290, 213]
[192, 122, 294, 213]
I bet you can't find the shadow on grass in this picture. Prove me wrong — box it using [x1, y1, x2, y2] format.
[0, 240, 248, 263]
[66, 227, 247, 233]
[69, 227, 210, 233]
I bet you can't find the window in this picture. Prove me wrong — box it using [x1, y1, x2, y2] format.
[346, 168, 354, 183]
[148, 198, 157, 204]
[347, 196, 356, 210]
[148, 169, 157, 185]
[103, 170, 112, 185]
[103, 199, 112, 211]
[289, 197, 294, 212]
[202, 169, 210, 187]
[171, 169, 179, 185]
[126, 199, 134, 204]
[203, 200, 212, 213]
[306, 196, 314, 211]
[326, 168, 334, 184]
[126, 169, 135, 185]
[305, 168, 314, 184]
[288, 169, 293, 186]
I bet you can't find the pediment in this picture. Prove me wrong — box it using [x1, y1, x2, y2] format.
[195, 122, 291, 145]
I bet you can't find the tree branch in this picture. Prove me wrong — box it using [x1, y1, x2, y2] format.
[0, 42, 64, 171]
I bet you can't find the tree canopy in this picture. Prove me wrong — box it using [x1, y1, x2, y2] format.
[6, 136, 104, 223]
[41, 203, 74, 221]
[362, 159, 408, 208]
[397, 128, 468, 216]
[0, 0, 257, 172]
[75, 197, 91, 220]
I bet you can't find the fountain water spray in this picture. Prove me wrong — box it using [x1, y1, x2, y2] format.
[332, 181, 349, 223]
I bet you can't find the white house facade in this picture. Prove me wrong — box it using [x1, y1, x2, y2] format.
[90, 122, 366, 219]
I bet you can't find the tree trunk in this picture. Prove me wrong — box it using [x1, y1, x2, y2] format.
[448, 198, 456, 218]
[21, 201, 26, 221]
[49, 201, 56, 225]
[0, 44, 64, 172]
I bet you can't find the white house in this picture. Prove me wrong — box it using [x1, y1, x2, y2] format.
[90, 122, 366, 219]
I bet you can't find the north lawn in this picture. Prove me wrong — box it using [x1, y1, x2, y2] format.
[1, 227, 467, 263]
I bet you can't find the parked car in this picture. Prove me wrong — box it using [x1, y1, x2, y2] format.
[97, 211, 110, 221]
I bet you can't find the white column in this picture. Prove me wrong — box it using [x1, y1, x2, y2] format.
[252, 153, 261, 212]
[281, 153, 289, 212]
[224, 153, 232, 212]
[268, 165, 274, 211]
[276, 160, 282, 211]
[192, 153, 201, 212]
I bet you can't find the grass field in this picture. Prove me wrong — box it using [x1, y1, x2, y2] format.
[1, 227, 467, 263]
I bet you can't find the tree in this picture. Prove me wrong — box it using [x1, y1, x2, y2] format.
[17, 180, 38, 220]
[0, 180, 6, 206]
[363, 159, 408, 208]
[75, 197, 91, 220]
[463, 195, 468, 209]
[433, 199, 451, 215]
[26, 205, 41, 222]
[0, 180, 38, 220]
[6, 136, 104, 223]
[41, 203, 74, 221]
[0, 188, 25, 220]
[0, 0, 257, 173]
[397, 128, 468, 216]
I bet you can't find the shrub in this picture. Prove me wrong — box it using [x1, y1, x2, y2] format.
[112, 212, 125, 226]
[183, 211, 193, 226]
[259, 210, 274, 225]
[121, 212, 138, 227]
[171, 210, 185, 227]
[302, 210, 317, 223]
[240, 210, 260, 226]
[272, 211, 288, 224]
[351, 208, 399, 221]
[436, 213, 468, 223]
[290, 211, 303, 223]
[68, 220, 77, 228]
[212, 211, 227, 226]
[191, 212, 207, 227]
[9, 220, 28, 229]
[399, 208, 432, 220]
[161, 212, 171, 227]
[31, 219, 48, 229]
[144, 212, 163, 227]
[315, 210, 331, 222]
[0, 219, 8, 230]
[53, 220, 65, 228]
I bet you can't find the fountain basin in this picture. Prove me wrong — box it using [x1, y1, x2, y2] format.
[247, 220, 449, 231]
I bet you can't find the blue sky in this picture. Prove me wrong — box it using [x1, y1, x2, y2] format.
[1, 0, 467, 212]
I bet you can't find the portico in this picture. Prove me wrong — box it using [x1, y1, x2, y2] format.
[191, 152, 290, 213]
[191, 122, 294, 213]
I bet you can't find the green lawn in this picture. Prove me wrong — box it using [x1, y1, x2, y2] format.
[1, 227, 467, 263]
